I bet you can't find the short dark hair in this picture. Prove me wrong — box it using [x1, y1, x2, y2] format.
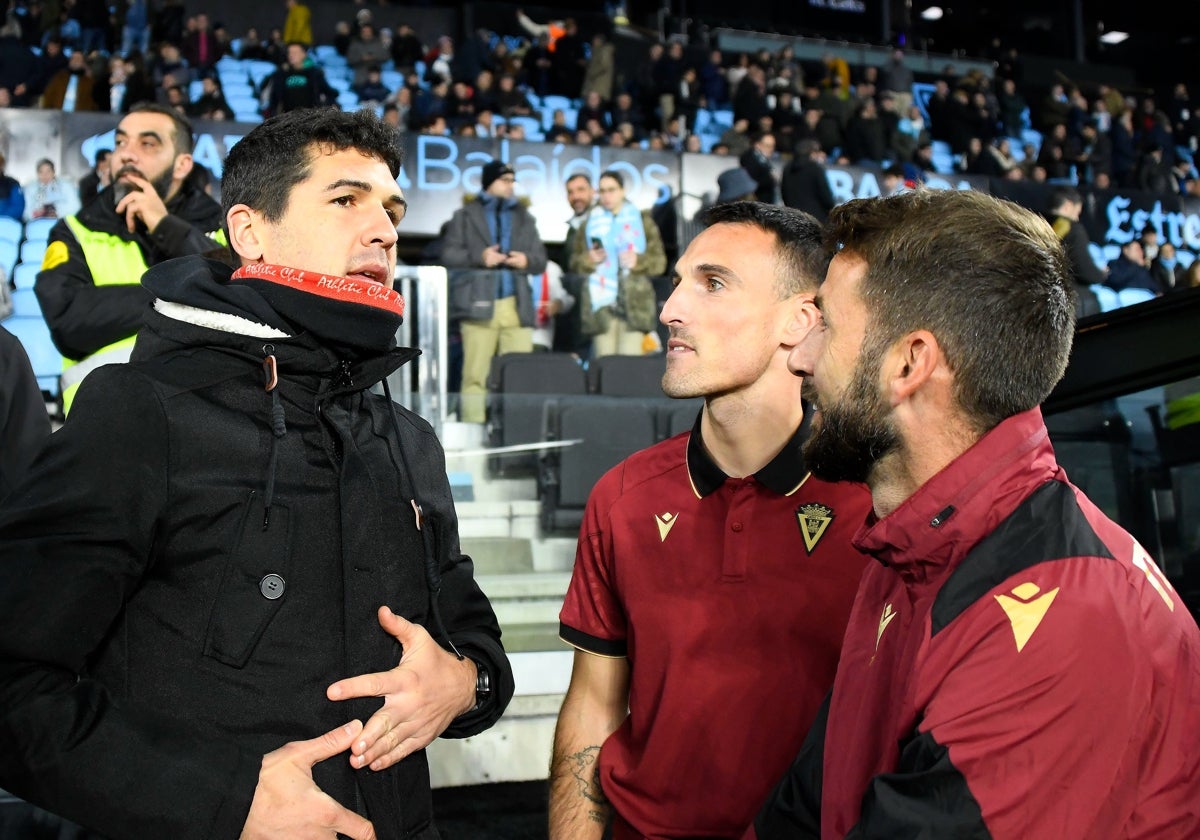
[824, 188, 1075, 432]
[1048, 185, 1083, 212]
[221, 107, 403, 225]
[127, 101, 195, 155]
[598, 169, 624, 188]
[565, 172, 591, 188]
[697, 201, 827, 298]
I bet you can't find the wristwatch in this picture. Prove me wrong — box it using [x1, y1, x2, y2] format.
[471, 656, 491, 711]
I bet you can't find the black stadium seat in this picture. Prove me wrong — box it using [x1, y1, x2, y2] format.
[485, 352, 587, 476]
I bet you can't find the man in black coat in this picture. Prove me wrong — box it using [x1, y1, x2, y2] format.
[739, 130, 779, 204]
[1048, 186, 1105, 317]
[0, 107, 513, 840]
[782, 139, 837, 220]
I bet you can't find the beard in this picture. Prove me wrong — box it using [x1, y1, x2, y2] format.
[803, 348, 900, 485]
[112, 165, 175, 203]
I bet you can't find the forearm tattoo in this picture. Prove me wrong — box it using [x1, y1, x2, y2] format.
[568, 744, 609, 820]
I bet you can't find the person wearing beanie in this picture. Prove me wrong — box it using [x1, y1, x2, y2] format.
[441, 157, 548, 423]
[0, 108, 513, 840]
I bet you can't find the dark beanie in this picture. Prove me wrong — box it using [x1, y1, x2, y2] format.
[481, 159, 515, 191]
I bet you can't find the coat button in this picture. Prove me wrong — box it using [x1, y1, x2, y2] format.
[260, 574, 286, 600]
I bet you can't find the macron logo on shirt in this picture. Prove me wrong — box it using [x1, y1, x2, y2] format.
[655, 512, 678, 542]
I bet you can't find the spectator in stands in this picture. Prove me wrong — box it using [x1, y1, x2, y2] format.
[120, 0, 151, 58]
[781, 138, 836, 220]
[33, 104, 226, 414]
[473, 69, 499, 114]
[550, 201, 871, 839]
[282, 0, 312, 48]
[844, 97, 887, 166]
[23, 159, 80, 223]
[879, 48, 914, 115]
[581, 32, 614, 103]
[445, 80, 479, 131]
[529, 260, 574, 352]
[440, 160, 547, 423]
[267, 42, 337, 116]
[1137, 142, 1174, 195]
[0, 154, 23, 223]
[182, 12, 220, 76]
[153, 0, 185, 48]
[78, 148, 112, 205]
[354, 66, 391, 108]
[148, 41, 190, 91]
[1048, 185, 1104, 317]
[570, 169, 666, 358]
[0, 20, 39, 106]
[495, 72, 534, 119]
[1105, 239, 1159, 295]
[739, 130, 778, 204]
[551, 18, 587, 99]
[0, 324, 51, 501]
[698, 49, 729, 110]
[713, 165, 757, 205]
[0, 107, 513, 840]
[1150, 242, 1184, 293]
[608, 91, 644, 139]
[187, 73, 232, 121]
[424, 35, 455, 87]
[163, 83, 189, 115]
[234, 26, 268, 61]
[40, 50, 99, 111]
[880, 162, 907, 196]
[1110, 107, 1138, 188]
[753, 187, 1200, 840]
[98, 54, 153, 114]
[390, 22, 425, 75]
[347, 22, 389, 88]
[996, 77, 1027, 138]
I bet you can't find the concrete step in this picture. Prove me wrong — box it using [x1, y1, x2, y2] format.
[463, 536, 534, 574]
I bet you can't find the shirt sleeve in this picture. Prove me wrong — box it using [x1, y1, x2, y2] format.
[558, 466, 629, 657]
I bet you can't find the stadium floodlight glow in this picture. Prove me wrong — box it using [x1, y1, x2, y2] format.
[1099, 30, 1129, 44]
[920, 6, 944, 20]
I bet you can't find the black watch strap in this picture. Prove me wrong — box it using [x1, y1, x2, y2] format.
[471, 656, 491, 711]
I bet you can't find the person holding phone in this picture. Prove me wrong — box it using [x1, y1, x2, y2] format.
[569, 170, 667, 358]
[440, 159, 548, 423]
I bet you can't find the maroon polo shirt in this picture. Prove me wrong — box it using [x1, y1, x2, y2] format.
[559, 416, 872, 839]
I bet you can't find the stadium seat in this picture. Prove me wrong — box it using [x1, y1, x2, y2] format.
[485, 351, 587, 477]
[23, 217, 56, 243]
[540, 94, 574, 114]
[1090, 284, 1120, 312]
[20, 239, 46, 265]
[336, 91, 361, 110]
[222, 81, 255, 100]
[11, 286, 40, 317]
[13, 262, 41, 289]
[5, 315, 62, 396]
[1116, 287, 1156, 308]
[188, 79, 205, 101]
[0, 217, 22, 242]
[586, 354, 667, 397]
[245, 60, 277, 89]
[0, 238, 19, 277]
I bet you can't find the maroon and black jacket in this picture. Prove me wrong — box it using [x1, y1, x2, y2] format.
[751, 407, 1200, 839]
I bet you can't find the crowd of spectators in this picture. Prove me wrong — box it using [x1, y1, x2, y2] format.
[0, 3, 1198, 216]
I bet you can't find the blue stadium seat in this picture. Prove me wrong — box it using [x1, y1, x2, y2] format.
[11, 287, 40, 317]
[0, 217, 21, 242]
[380, 70, 403, 91]
[540, 94, 574, 114]
[5, 315, 62, 395]
[1116, 287, 1156, 308]
[1090, 284, 1120, 312]
[20, 239, 46, 265]
[246, 60, 277, 89]
[188, 78, 205, 101]
[0, 238, 18, 276]
[222, 81, 255, 100]
[13, 262, 41, 289]
[336, 91, 361, 110]
[23, 217, 56, 243]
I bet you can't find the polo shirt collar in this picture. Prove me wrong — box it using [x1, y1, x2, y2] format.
[686, 410, 811, 497]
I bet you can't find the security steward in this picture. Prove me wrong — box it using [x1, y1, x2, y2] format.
[35, 102, 227, 414]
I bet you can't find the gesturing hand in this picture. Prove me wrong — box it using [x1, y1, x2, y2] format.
[114, 173, 170, 233]
[241, 721, 376, 840]
[327, 607, 477, 772]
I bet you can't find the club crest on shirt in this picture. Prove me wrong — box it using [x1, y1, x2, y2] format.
[796, 503, 833, 553]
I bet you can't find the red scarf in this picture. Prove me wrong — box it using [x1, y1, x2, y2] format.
[231, 263, 405, 318]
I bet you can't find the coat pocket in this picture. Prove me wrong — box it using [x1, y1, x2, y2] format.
[202, 491, 293, 668]
[448, 269, 498, 322]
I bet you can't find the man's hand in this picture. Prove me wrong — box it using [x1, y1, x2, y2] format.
[482, 244, 508, 268]
[504, 250, 529, 270]
[115, 173, 170, 233]
[617, 250, 639, 271]
[241, 721, 376, 840]
[327, 607, 476, 772]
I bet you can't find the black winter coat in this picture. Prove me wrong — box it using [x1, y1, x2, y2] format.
[0, 258, 513, 840]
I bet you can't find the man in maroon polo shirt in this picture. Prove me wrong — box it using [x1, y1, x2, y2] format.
[548, 202, 872, 839]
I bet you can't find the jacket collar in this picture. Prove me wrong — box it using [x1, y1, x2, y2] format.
[855, 407, 1061, 582]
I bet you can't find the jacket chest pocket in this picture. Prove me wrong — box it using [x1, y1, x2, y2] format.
[202, 491, 293, 668]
